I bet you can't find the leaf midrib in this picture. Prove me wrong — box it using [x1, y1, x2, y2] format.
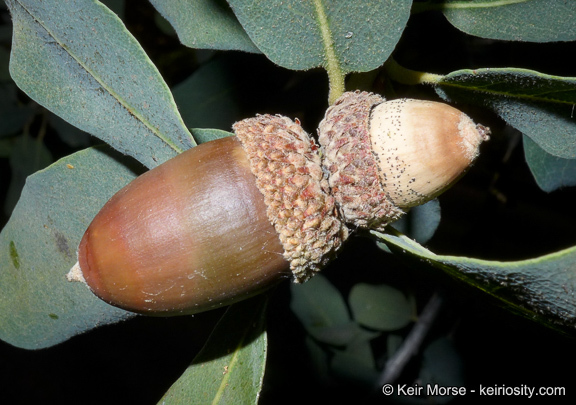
[14, 0, 185, 154]
[440, 68, 576, 105]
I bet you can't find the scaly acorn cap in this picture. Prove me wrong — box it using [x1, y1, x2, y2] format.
[318, 91, 489, 231]
[234, 115, 349, 283]
[318, 91, 405, 230]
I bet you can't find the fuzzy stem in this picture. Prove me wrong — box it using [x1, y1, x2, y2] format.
[327, 67, 346, 105]
[312, 0, 346, 104]
[384, 58, 443, 86]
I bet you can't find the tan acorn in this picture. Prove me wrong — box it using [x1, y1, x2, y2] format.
[68, 115, 348, 316]
[318, 91, 489, 231]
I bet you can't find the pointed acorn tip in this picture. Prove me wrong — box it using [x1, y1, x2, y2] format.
[66, 261, 86, 284]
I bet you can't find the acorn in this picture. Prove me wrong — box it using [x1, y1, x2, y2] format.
[67, 115, 348, 316]
[67, 92, 488, 317]
[318, 91, 489, 231]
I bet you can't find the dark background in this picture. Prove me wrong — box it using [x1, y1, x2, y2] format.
[2, 2, 576, 404]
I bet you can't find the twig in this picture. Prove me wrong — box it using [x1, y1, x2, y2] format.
[376, 292, 444, 387]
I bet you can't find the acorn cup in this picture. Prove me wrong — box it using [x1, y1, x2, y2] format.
[68, 115, 348, 315]
[68, 91, 489, 316]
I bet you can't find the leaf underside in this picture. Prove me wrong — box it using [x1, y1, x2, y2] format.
[0, 146, 140, 349]
[7, 0, 195, 169]
[227, 0, 411, 73]
[441, 0, 576, 42]
[158, 296, 268, 405]
[375, 231, 576, 333]
[436, 68, 576, 160]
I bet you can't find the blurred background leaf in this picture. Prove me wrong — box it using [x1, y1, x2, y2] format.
[0, 81, 34, 137]
[331, 337, 380, 386]
[290, 273, 360, 346]
[172, 57, 242, 130]
[4, 132, 52, 216]
[349, 283, 415, 331]
[191, 128, 234, 144]
[418, 337, 464, 404]
[391, 199, 441, 245]
[524, 135, 576, 192]
[47, 113, 92, 149]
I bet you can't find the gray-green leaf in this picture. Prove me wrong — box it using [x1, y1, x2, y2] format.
[524, 135, 576, 192]
[191, 128, 234, 144]
[435, 68, 576, 159]
[0, 146, 140, 349]
[158, 296, 268, 405]
[438, 0, 576, 42]
[374, 230, 576, 332]
[227, 0, 411, 73]
[149, 0, 259, 52]
[6, 0, 194, 169]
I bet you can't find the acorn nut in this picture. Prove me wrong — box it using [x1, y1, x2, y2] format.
[318, 91, 489, 231]
[68, 92, 488, 317]
[68, 115, 348, 316]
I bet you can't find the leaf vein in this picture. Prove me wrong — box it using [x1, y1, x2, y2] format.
[15, 0, 184, 154]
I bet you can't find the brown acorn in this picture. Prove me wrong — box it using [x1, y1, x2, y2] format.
[68, 115, 348, 316]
